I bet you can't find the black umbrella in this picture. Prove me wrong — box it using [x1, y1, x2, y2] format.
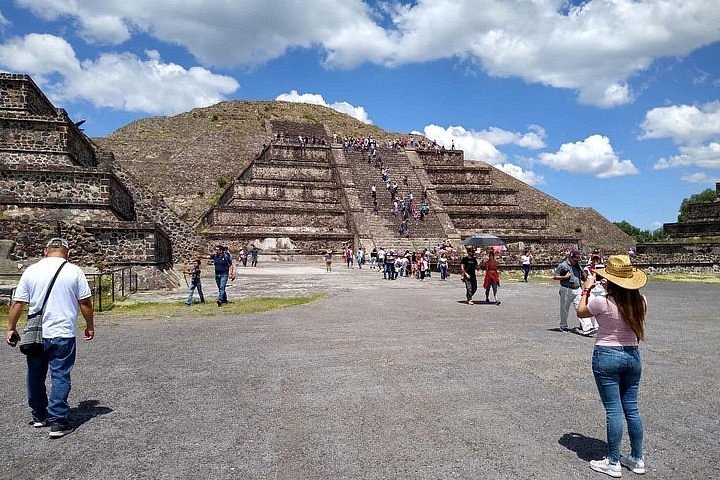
[462, 234, 506, 248]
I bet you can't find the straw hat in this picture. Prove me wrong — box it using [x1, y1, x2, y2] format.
[595, 254, 647, 290]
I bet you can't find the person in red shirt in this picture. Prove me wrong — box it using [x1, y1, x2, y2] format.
[482, 251, 500, 304]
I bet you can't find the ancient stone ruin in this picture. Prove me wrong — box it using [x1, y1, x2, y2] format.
[636, 182, 720, 266]
[4, 72, 659, 288]
[0, 73, 203, 287]
[199, 120, 597, 264]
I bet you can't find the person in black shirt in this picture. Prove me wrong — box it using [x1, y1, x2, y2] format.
[460, 246, 481, 305]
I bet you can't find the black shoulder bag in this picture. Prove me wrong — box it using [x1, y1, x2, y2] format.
[19, 261, 68, 356]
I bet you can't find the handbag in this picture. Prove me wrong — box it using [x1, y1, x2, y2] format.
[19, 261, 68, 356]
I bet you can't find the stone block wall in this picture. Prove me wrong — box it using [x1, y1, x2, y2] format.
[416, 150, 465, 166]
[0, 118, 68, 152]
[438, 188, 518, 206]
[687, 201, 720, 221]
[109, 176, 137, 221]
[426, 166, 492, 185]
[663, 221, 720, 237]
[265, 144, 331, 162]
[0, 217, 169, 266]
[0, 167, 135, 220]
[0, 118, 97, 168]
[212, 208, 348, 231]
[0, 151, 77, 168]
[232, 182, 339, 203]
[450, 212, 548, 230]
[0, 74, 56, 116]
[84, 222, 171, 265]
[250, 163, 334, 182]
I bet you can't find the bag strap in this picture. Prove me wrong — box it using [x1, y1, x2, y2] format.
[31, 260, 68, 318]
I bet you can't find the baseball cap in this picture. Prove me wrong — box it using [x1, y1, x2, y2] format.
[46, 237, 69, 249]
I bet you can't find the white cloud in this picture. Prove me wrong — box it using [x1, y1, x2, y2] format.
[0, 8, 9, 29]
[495, 163, 545, 186]
[275, 90, 372, 124]
[0, 33, 81, 77]
[640, 102, 720, 145]
[538, 134, 639, 178]
[421, 124, 546, 160]
[475, 125, 546, 149]
[680, 172, 720, 184]
[0, 34, 239, 114]
[420, 124, 544, 184]
[13, 0, 720, 107]
[654, 143, 720, 170]
[16, 0, 130, 44]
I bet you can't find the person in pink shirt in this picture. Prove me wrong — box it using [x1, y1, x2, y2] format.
[576, 255, 648, 478]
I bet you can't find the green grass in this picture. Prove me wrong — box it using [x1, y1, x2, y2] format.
[648, 273, 720, 284]
[2, 294, 327, 329]
[97, 293, 328, 318]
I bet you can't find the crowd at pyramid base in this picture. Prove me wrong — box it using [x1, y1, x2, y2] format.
[1, 74, 718, 290]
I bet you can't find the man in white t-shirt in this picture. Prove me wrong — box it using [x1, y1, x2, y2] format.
[5, 237, 95, 438]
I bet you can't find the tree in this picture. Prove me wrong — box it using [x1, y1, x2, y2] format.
[678, 188, 716, 222]
[614, 221, 664, 243]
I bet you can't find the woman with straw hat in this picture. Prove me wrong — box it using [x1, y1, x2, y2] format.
[576, 255, 648, 478]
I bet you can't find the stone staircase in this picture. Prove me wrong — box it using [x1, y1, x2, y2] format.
[342, 147, 447, 249]
[200, 128, 354, 253]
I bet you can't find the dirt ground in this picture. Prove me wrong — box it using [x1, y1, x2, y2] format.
[1, 264, 718, 479]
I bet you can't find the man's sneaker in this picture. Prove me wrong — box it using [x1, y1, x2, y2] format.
[29, 419, 48, 428]
[590, 458, 622, 478]
[48, 422, 74, 438]
[559, 327, 571, 333]
[620, 456, 646, 474]
[467, 300, 474, 305]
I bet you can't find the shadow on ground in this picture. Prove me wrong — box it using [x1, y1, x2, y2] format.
[68, 399, 113, 429]
[559, 432, 606, 461]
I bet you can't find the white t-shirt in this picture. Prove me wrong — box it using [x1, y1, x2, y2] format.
[521, 254, 531, 265]
[13, 257, 92, 338]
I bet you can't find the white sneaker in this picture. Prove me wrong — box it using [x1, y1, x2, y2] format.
[620, 455, 646, 474]
[590, 458, 622, 478]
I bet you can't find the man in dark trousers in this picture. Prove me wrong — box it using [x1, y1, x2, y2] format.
[251, 245, 261, 267]
[460, 246, 481, 305]
[5, 237, 95, 438]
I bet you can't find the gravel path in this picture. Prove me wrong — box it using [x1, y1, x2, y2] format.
[1, 264, 718, 479]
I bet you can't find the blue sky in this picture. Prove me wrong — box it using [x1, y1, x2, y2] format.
[1, 0, 719, 231]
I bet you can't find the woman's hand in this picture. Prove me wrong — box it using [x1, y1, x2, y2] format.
[583, 273, 596, 290]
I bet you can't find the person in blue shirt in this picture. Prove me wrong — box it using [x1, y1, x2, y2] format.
[200, 245, 234, 306]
